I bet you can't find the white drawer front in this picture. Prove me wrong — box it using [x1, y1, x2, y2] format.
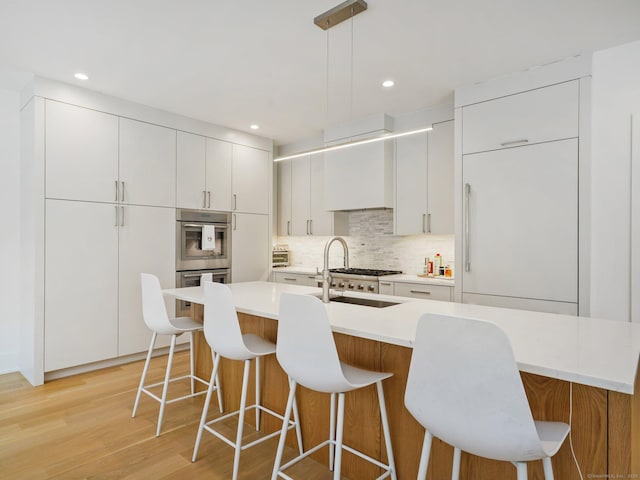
[462, 80, 579, 155]
[393, 283, 452, 302]
[272, 272, 318, 287]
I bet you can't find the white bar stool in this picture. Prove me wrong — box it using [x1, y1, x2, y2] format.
[272, 293, 397, 480]
[132, 273, 223, 437]
[405, 314, 571, 480]
[192, 282, 303, 480]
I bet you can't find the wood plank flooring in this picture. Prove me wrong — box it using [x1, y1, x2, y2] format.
[0, 352, 335, 479]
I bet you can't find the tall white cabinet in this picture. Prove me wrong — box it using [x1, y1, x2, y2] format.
[456, 66, 590, 315]
[232, 213, 269, 282]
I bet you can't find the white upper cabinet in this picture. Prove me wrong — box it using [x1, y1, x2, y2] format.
[462, 80, 579, 154]
[45, 100, 118, 202]
[177, 131, 206, 209]
[177, 133, 233, 211]
[232, 144, 270, 214]
[206, 137, 233, 211]
[427, 120, 454, 234]
[291, 158, 311, 235]
[277, 160, 292, 236]
[119, 118, 176, 208]
[324, 137, 394, 211]
[394, 120, 454, 235]
[309, 155, 345, 235]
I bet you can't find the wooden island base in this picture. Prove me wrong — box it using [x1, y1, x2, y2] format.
[192, 307, 640, 479]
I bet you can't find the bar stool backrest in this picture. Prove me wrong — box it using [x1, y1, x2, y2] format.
[277, 293, 353, 393]
[405, 314, 547, 462]
[140, 273, 176, 335]
[203, 282, 253, 360]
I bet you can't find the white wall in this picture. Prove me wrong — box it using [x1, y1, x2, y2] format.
[0, 87, 21, 373]
[591, 40, 640, 321]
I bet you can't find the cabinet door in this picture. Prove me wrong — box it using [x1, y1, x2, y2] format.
[118, 205, 176, 356]
[462, 139, 578, 303]
[45, 100, 118, 203]
[427, 120, 454, 234]
[232, 145, 270, 214]
[395, 132, 428, 235]
[119, 118, 176, 207]
[379, 280, 394, 296]
[45, 200, 118, 371]
[309, 155, 339, 236]
[277, 160, 292, 236]
[462, 80, 579, 154]
[206, 138, 233, 211]
[291, 157, 311, 235]
[232, 213, 269, 282]
[177, 131, 206, 209]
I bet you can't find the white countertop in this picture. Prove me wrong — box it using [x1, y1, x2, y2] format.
[163, 281, 640, 394]
[381, 274, 455, 286]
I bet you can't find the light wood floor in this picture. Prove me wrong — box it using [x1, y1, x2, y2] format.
[0, 352, 337, 479]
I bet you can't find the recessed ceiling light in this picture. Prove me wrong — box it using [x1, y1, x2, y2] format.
[74, 73, 89, 80]
[382, 80, 395, 88]
[250, 124, 260, 130]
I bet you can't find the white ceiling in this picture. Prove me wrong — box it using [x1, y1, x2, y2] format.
[1, 0, 639, 146]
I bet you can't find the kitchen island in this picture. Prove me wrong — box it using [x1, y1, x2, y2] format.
[164, 281, 640, 480]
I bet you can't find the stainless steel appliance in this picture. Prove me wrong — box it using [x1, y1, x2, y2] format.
[175, 268, 230, 317]
[272, 244, 290, 267]
[328, 268, 402, 294]
[176, 209, 231, 271]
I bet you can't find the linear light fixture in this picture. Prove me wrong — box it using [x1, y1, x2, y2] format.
[274, 126, 433, 162]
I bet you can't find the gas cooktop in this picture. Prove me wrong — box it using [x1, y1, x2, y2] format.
[328, 268, 402, 277]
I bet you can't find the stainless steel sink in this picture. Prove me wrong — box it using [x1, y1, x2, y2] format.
[310, 293, 399, 308]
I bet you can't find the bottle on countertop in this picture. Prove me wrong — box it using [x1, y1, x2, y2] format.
[434, 253, 442, 276]
[423, 257, 430, 276]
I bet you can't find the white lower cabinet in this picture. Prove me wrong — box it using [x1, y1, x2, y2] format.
[45, 200, 119, 371]
[272, 271, 319, 287]
[392, 282, 452, 302]
[118, 205, 176, 356]
[44, 199, 176, 371]
[232, 213, 269, 282]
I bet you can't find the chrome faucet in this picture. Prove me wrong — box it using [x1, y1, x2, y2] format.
[322, 236, 349, 303]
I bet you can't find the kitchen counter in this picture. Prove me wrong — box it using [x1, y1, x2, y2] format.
[381, 273, 455, 286]
[164, 281, 640, 479]
[271, 265, 319, 274]
[165, 281, 639, 394]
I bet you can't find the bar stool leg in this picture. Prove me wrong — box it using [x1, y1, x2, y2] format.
[333, 392, 345, 480]
[212, 349, 224, 413]
[255, 356, 261, 430]
[232, 359, 251, 480]
[271, 380, 297, 480]
[132, 332, 157, 418]
[516, 462, 528, 480]
[376, 380, 397, 480]
[291, 385, 304, 455]
[542, 457, 554, 480]
[451, 447, 461, 480]
[329, 392, 336, 471]
[189, 332, 195, 395]
[417, 430, 433, 480]
[192, 352, 222, 462]
[156, 334, 177, 437]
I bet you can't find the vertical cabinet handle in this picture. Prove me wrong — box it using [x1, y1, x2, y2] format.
[120, 206, 125, 227]
[202, 191, 207, 208]
[287, 220, 291, 236]
[121, 181, 125, 202]
[233, 214, 237, 231]
[114, 206, 118, 227]
[465, 183, 471, 272]
[208, 191, 211, 208]
[115, 180, 119, 201]
[422, 213, 426, 233]
[309, 219, 313, 235]
[233, 194, 237, 211]
[427, 213, 432, 233]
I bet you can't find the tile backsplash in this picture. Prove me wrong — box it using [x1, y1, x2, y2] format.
[274, 209, 455, 275]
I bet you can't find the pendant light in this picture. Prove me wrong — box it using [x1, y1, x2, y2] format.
[274, 0, 432, 162]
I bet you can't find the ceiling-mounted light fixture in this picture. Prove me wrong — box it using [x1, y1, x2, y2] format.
[275, 0, 430, 162]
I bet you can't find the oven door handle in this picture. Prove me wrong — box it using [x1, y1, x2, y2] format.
[182, 223, 228, 229]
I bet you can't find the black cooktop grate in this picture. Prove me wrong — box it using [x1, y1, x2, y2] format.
[329, 268, 402, 277]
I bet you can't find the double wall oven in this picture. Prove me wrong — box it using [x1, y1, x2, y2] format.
[176, 209, 231, 316]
